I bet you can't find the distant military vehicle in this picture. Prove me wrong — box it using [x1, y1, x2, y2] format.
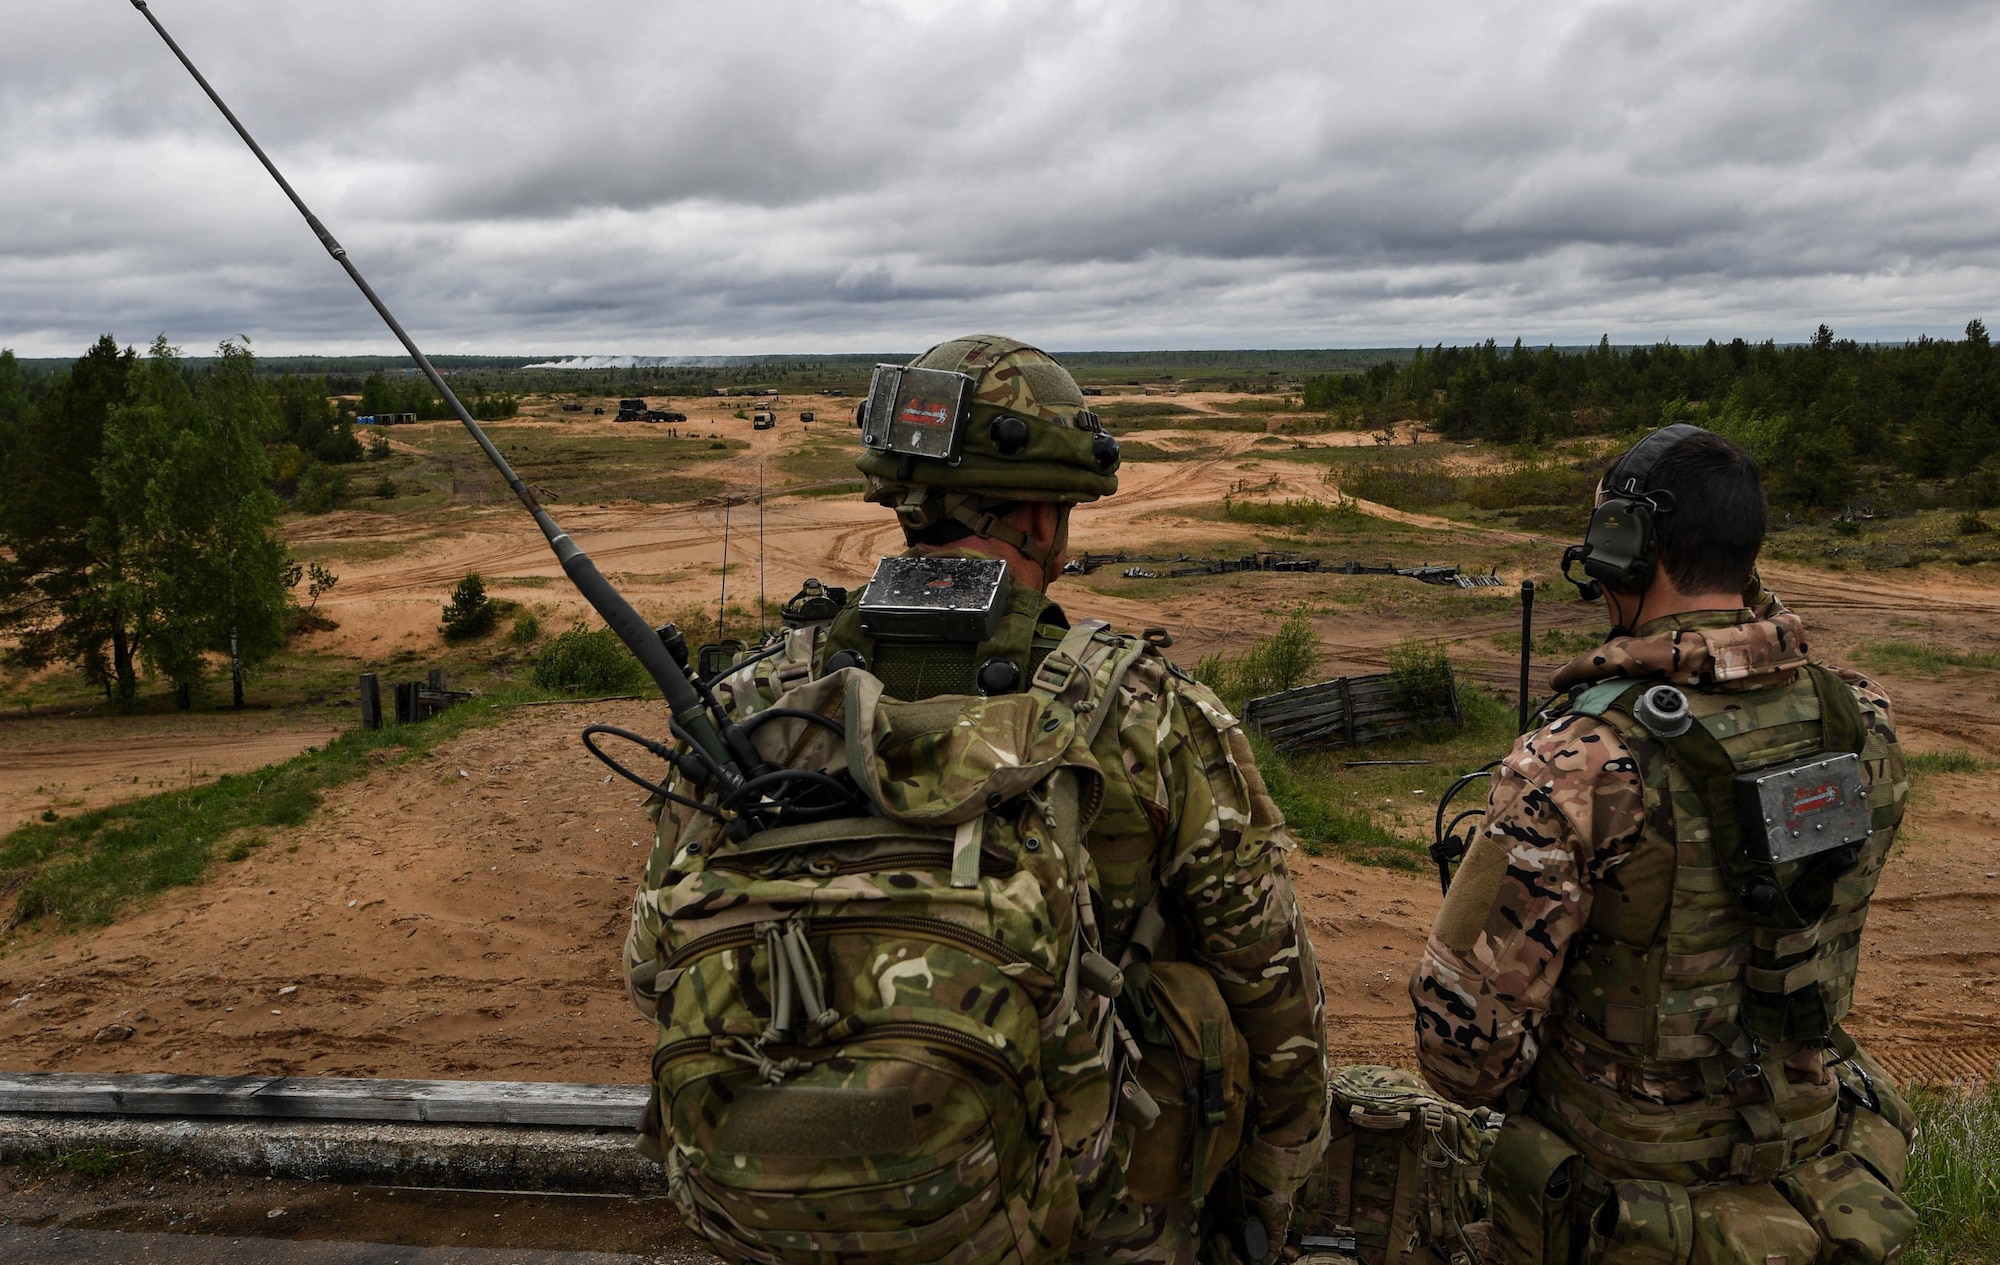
[752, 410, 776, 430]
[561, 402, 583, 412]
[592, 406, 604, 415]
[616, 397, 648, 421]
[799, 410, 815, 422]
[643, 409, 687, 423]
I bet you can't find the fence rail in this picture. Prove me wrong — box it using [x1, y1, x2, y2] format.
[1244, 669, 1460, 753]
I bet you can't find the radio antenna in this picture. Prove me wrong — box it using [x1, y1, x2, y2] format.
[124, 0, 739, 772]
[717, 498, 731, 643]
[757, 460, 767, 640]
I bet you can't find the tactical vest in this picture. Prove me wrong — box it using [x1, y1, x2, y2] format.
[1532, 664, 1904, 1187]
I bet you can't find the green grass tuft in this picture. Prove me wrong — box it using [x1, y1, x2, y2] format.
[1907, 1080, 2000, 1264]
[1905, 749, 1994, 776]
[1858, 641, 2000, 675]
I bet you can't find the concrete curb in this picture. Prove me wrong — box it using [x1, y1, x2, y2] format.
[0, 1113, 668, 1194]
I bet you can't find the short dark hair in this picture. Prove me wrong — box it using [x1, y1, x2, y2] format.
[1634, 433, 1766, 595]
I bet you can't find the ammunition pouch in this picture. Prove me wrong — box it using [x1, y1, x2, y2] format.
[1117, 961, 1250, 1207]
[1488, 1113, 1580, 1265]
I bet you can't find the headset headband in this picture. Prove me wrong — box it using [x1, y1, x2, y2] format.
[1605, 422, 1709, 498]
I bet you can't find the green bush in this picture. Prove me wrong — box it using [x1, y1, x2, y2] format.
[1222, 495, 1362, 531]
[1960, 511, 1991, 536]
[532, 622, 649, 694]
[373, 476, 398, 499]
[1191, 607, 1323, 706]
[508, 611, 542, 646]
[1387, 637, 1456, 721]
[296, 462, 349, 513]
[440, 573, 498, 641]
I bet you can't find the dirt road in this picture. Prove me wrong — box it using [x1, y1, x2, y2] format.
[3, 413, 1996, 1085]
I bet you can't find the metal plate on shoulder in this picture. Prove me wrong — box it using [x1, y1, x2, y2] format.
[1734, 751, 1871, 865]
[857, 555, 1011, 642]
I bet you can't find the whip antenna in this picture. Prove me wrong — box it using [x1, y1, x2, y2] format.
[718, 498, 731, 642]
[125, 0, 734, 771]
[758, 460, 767, 639]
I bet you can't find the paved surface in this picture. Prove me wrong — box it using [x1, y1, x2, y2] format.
[0, 1224, 698, 1263]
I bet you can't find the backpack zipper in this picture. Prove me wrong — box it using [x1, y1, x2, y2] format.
[652, 1020, 1025, 1091]
[663, 914, 1031, 971]
[707, 848, 1015, 882]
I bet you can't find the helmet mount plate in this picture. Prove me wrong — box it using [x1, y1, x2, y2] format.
[859, 364, 977, 464]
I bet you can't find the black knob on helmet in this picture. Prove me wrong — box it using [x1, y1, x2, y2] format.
[989, 414, 1030, 456]
[1092, 431, 1121, 473]
[825, 649, 868, 674]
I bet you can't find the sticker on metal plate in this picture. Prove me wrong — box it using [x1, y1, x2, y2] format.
[859, 364, 976, 463]
[1734, 751, 1872, 865]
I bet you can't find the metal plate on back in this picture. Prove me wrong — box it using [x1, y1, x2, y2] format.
[857, 556, 1011, 643]
[1734, 751, 1871, 865]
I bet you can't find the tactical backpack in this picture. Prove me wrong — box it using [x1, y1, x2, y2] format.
[625, 625, 1154, 1265]
[1294, 1066, 1498, 1265]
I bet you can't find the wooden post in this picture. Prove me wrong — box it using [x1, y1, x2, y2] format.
[1518, 579, 1535, 734]
[428, 667, 446, 692]
[359, 673, 381, 730]
[1337, 676, 1356, 750]
[230, 625, 244, 709]
[395, 681, 416, 725]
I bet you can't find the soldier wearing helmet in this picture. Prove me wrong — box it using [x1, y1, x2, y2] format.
[838, 336, 1327, 1262]
[632, 336, 1328, 1265]
[1409, 428, 1915, 1264]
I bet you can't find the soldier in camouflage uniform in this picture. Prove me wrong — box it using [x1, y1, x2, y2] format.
[627, 335, 1328, 1264]
[1408, 430, 1915, 1264]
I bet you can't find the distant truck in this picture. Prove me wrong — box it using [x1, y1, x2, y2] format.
[752, 410, 776, 430]
[798, 410, 815, 422]
[642, 409, 687, 423]
[616, 397, 648, 421]
[560, 402, 583, 412]
[356, 412, 417, 426]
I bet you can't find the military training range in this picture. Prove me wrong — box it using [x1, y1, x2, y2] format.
[4, 4, 2000, 1265]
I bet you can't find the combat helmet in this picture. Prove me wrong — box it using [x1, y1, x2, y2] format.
[856, 335, 1119, 570]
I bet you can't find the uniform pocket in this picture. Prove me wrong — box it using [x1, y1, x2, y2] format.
[1488, 1113, 1579, 1265]
[1688, 1183, 1819, 1265]
[1839, 1104, 1911, 1193]
[1587, 1179, 1692, 1265]
[1776, 1151, 1917, 1265]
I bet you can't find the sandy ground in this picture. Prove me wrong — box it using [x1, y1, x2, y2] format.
[2, 408, 1997, 1085]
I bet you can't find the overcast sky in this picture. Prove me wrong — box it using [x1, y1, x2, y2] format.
[4, 0, 1997, 357]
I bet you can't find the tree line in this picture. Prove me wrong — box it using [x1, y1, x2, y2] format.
[1303, 322, 2000, 510]
[0, 336, 337, 709]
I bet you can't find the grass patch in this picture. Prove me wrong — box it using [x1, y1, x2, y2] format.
[24, 1146, 148, 1179]
[1907, 1080, 2000, 1265]
[532, 623, 651, 695]
[390, 421, 736, 503]
[0, 684, 554, 935]
[1250, 682, 1519, 873]
[1492, 627, 1604, 657]
[1905, 749, 1994, 776]
[1762, 507, 2000, 572]
[1222, 494, 1366, 532]
[1856, 641, 2000, 675]
[790, 480, 867, 498]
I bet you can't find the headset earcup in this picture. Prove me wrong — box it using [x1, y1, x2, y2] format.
[1581, 498, 1656, 591]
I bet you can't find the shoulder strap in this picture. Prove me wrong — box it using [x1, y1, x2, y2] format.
[1570, 678, 1632, 719]
[1028, 620, 1153, 745]
[1805, 664, 1867, 756]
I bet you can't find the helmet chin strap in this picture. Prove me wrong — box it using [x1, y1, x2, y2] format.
[895, 490, 1068, 578]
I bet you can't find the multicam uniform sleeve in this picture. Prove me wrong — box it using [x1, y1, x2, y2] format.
[1158, 678, 1330, 1206]
[1409, 713, 1646, 1108]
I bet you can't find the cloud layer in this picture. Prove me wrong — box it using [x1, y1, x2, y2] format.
[4, 0, 1997, 356]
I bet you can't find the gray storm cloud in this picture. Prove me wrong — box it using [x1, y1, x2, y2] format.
[2, 0, 1996, 356]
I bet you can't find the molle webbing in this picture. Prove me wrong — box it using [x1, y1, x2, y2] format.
[1540, 663, 1901, 1184]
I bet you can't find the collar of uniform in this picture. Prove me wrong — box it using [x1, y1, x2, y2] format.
[1550, 604, 1810, 693]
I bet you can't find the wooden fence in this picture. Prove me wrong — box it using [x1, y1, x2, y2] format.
[1243, 669, 1461, 754]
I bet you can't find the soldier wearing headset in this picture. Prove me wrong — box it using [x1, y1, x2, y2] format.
[1408, 426, 1916, 1265]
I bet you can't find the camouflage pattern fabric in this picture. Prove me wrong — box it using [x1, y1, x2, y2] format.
[1408, 600, 1914, 1263]
[1410, 601, 1899, 1109]
[627, 595, 1329, 1265]
[1294, 1065, 1496, 1265]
